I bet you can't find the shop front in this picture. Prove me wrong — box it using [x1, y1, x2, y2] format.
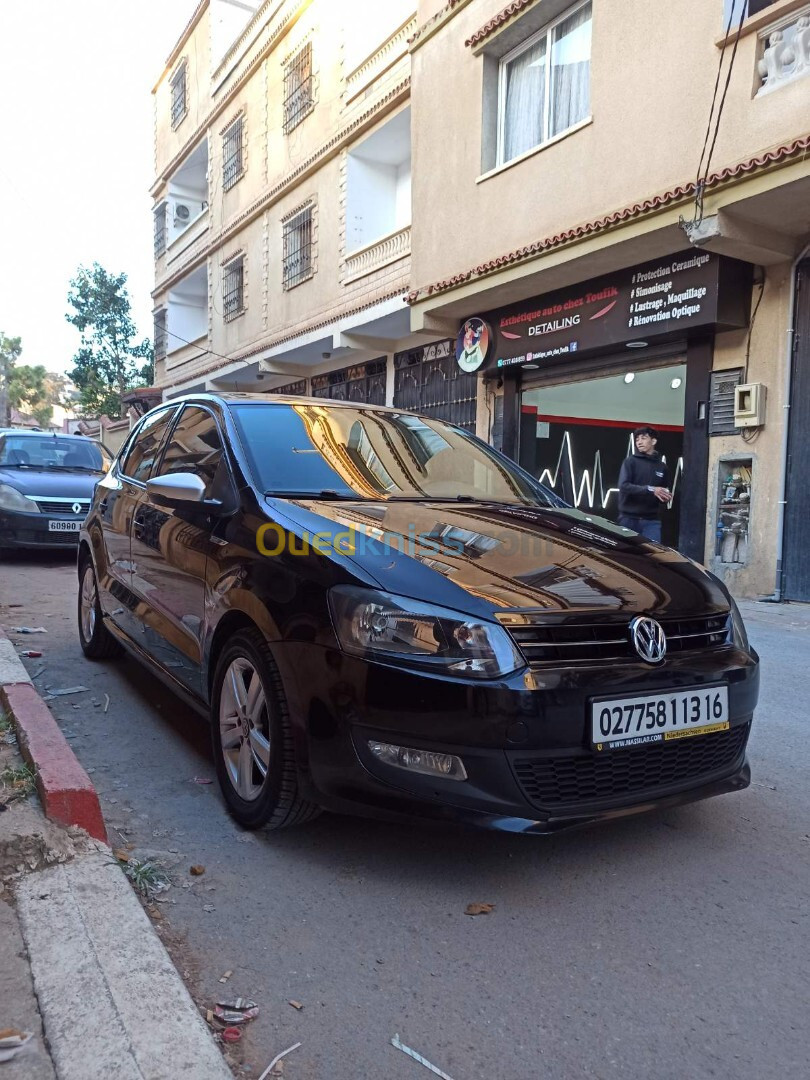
[471, 251, 753, 561]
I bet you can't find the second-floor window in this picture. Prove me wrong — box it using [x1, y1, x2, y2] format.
[498, 1, 592, 166]
[283, 42, 314, 133]
[153, 309, 167, 361]
[153, 202, 167, 257]
[283, 205, 314, 288]
[223, 116, 244, 190]
[223, 256, 245, 320]
[170, 62, 188, 128]
[723, 0, 775, 24]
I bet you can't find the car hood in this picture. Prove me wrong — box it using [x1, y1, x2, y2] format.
[0, 468, 102, 499]
[270, 498, 730, 620]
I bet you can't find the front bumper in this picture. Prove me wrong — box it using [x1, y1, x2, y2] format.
[0, 509, 84, 549]
[275, 642, 759, 834]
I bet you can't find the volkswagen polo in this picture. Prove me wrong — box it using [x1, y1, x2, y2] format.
[77, 394, 759, 833]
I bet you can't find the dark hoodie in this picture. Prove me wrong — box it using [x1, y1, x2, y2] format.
[618, 451, 670, 519]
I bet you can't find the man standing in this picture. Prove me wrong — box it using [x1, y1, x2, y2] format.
[617, 426, 672, 543]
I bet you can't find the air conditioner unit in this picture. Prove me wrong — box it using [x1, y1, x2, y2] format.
[173, 203, 191, 224]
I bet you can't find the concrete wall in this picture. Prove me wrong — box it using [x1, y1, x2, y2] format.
[410, 0, 810, 289]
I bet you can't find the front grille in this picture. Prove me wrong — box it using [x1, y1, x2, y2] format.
[31, 499, 90, 516]
[498, 612, 731, 666]
[6, 529, 79, 545]
[512, 723, 750, 810]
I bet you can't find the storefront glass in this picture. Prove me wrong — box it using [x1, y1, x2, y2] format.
[519, 363, 686, 548]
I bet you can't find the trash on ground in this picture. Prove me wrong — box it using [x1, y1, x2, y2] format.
[219, 970, 233, 983]
[465, 902, 495, 916]
[203, 904, 215, 912]
[217, 998, 257, 1011]
[189, 776, 213, 784]
[11, 627, 47, 634]
[18, 650, 42, 658]
[258, 1042, 302, 1080]
[221, 1027, 242, 1043]
[288, 1000, 304, 1011]
[213, 1004, 259, 1025]
[0, 1029, 34, 1063]
[113, 849, 131, 863]
[190, 864, 205, 876]
[103, 694, 110, 714]
[46, 686, 90, 697]
[391, 1034, 455, 1080]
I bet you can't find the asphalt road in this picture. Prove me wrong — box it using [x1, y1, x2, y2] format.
[1, 551, 807, 1080]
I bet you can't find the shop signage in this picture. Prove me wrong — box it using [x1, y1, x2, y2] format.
[455, 317, 492, 372]
[484, 251, 752, 371]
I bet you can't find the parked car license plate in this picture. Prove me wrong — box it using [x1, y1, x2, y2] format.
[48, 520, 82, 532]
[591, 686, 729, 750]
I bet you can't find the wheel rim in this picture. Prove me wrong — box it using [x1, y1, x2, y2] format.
[219, 658, 271, 802]
[80, 565, 97, 642]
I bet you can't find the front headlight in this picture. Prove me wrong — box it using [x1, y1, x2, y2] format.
[0, 483, 32, 513]
[729, 597, 750, 651]
[328, 586, 526, 680]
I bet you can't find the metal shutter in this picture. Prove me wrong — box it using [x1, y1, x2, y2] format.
[708, 369, 743, 436]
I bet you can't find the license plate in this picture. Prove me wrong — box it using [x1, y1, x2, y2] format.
[48, 520, 82, 532]
[591, 686, 729, 750]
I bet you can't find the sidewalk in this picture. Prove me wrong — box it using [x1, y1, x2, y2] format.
[0, 628, 233, 1080]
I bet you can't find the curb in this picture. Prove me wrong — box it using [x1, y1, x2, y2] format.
[0, 630, 107, 843]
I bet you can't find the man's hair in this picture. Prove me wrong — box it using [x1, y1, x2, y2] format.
[633, 425, 658, 440]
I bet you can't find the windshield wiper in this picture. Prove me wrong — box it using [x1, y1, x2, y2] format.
[265, 489, 364, 501]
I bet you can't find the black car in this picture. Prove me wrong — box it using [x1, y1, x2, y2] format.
[0, 430, 111, 554]
[77, 394, 758, 833]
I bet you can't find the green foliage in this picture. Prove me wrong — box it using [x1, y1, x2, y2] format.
[66, 263, 154, 419]
[7, 364, 52, 427]
[0, 333, 23, 426]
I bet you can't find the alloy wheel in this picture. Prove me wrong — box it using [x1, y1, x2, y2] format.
[219, 658, 271, 801]
[80, 564, 97, 642]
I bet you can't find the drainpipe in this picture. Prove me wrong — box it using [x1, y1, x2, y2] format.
[763, 242, 810, 602]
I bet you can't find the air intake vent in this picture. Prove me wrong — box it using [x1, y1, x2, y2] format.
[709, 368, 743, 436]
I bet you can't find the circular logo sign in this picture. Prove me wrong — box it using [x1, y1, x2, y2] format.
[456, 318, 490, 373]
[629, 616, 667, 664]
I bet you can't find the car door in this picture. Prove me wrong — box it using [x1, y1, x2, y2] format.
[95, 406, 177, 638]
[129, 404, 232, 696]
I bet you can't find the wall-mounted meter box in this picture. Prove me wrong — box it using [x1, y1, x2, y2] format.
[734, 382, 766, 428]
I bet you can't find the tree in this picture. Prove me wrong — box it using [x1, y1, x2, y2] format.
[66, 263, 154, 418]
[7, 364, 52, 427]
[0, 332, 23, 426]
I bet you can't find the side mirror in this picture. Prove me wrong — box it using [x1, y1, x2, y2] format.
[146, 472, 207, 506]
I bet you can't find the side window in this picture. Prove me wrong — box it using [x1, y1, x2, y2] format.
[120, 408, 176, 483]
[156, 406, 224, 493]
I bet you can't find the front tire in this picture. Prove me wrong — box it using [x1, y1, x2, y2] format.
[210, 629, 320, 830]
[78, 558, 123, 659]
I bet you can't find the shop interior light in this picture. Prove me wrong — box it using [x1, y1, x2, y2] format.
[523, 363, 539, 370]
[624, 372, 635, 384]
[671, 377, 683, 389]
[626, 341, 648, 348]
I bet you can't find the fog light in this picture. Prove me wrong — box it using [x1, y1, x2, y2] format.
[368, 741, 467, 781]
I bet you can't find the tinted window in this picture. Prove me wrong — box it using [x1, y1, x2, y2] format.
[0, 435, 105, 471]
[231, 403, 560, 506]
[156, 406, 224, 492]
[120, 408, 176, 483]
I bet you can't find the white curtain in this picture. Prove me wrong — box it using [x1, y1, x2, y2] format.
[551, 3, 592, 138]
[503, 36, 547, 163]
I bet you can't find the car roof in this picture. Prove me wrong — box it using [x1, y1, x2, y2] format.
[0, 429, 103, 441]
[165, 392, 401, 414]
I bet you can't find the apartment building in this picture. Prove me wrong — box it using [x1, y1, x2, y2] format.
[407, 0, 810, 600]
[151, 0, 472, 428]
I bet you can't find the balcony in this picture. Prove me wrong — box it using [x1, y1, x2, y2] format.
[166, 264, 208, 369]
[344, 107, 411, 282]
[166, 139, 209, 260]
[756, 6, 810, 95]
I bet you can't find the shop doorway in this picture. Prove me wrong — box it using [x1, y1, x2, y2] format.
[519, 363, 686, 548]
[783, 258, 810, 602]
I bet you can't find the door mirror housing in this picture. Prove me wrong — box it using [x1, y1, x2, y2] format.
[146, 472, 208, 507]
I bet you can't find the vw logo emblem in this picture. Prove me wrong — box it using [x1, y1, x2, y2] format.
[72, 502, 83, 515]
[630, 616, 667, 664]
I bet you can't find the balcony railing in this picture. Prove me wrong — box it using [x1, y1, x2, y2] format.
[757, 8, 810, 95]
[344, 225, 411, 283]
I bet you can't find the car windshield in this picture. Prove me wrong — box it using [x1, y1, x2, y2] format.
[0, 435, 107, 472]
[231, 403, 562, 506]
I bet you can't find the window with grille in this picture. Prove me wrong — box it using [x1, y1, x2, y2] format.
[283, 205, 313, 288]
[170, 62, 187, 128]
[283, 43, 314, 133]
[269, 379, 308, 395]
[393, 343, 477, 430]
[312, 359, 386, 405]
[223, 116, 244, 190]
[153, 202, 167, 257]
[153, 309, 167, 360]
[223, 257, 244, 321]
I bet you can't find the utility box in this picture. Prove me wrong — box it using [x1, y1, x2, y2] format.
[734, 382, 766, 428]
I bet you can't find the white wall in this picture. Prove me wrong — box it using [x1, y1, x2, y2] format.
[210, 0, 259, 70]
[343, 0, 415, 72]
